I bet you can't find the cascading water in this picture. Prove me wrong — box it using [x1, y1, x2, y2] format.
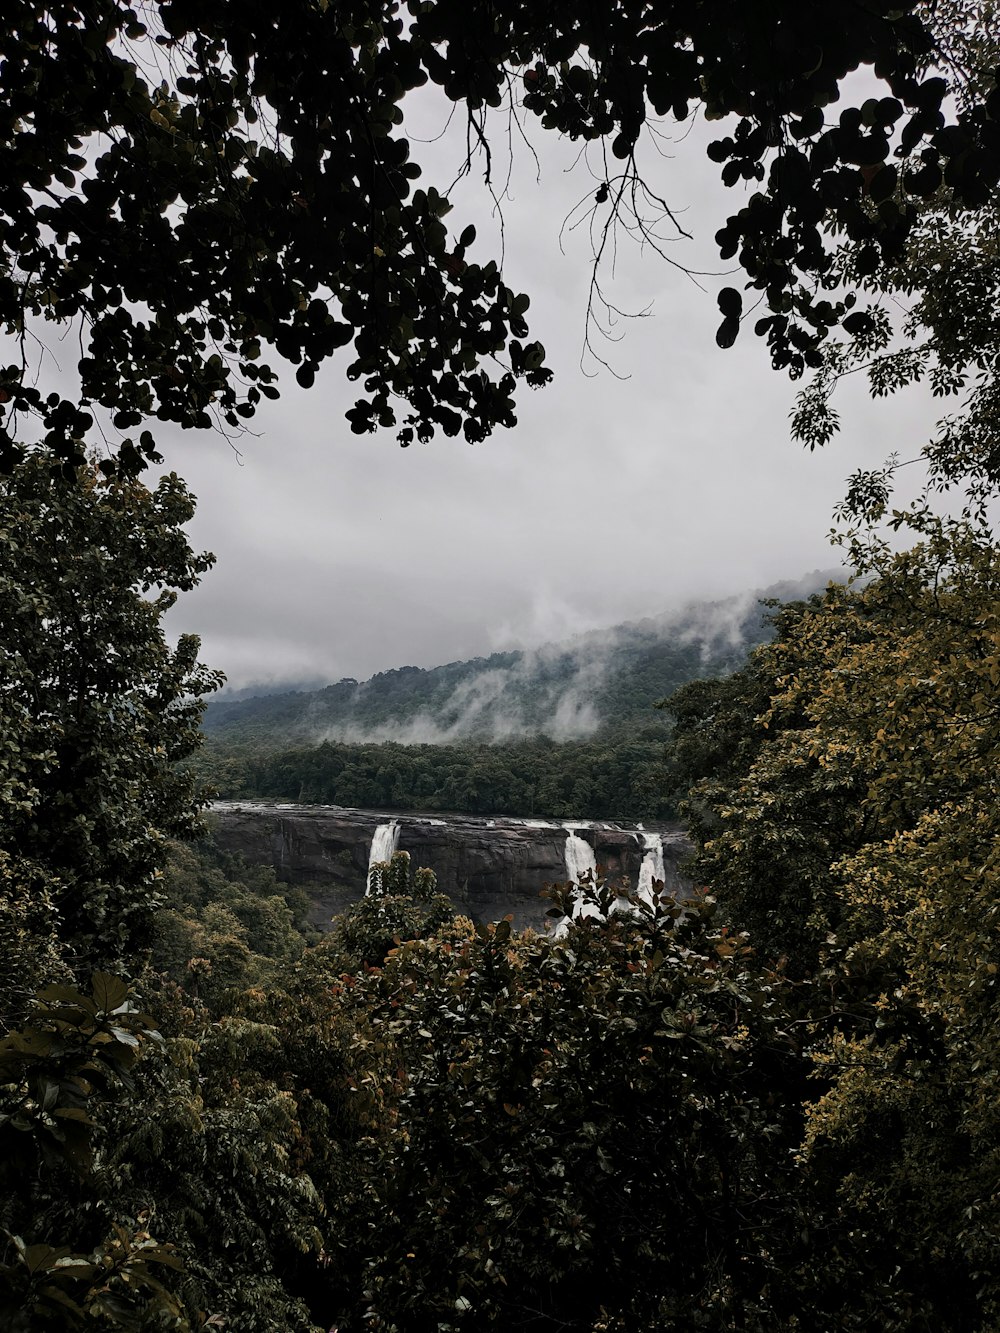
[564, 830, 597, 883]
[367, 820, 400, 892]
[563, 828, 599, 922]
[636, 831, 665, 905]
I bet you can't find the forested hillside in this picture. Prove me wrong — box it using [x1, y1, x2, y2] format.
[201, 584, 797, 745]
[196, 579, 834, 821]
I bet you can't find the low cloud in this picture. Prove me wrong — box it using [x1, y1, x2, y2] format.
[315, 644, 609, 744]
[303, 571, 843, 746]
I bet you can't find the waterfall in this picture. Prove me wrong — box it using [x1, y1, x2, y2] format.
[564, 830, 597, 884]
[367, 820, 400, 893]
[636, 831, 665, 905]
[562, 828, 599, 924]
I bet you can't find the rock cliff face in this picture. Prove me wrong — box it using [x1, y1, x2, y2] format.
[208, 802, 693, 932]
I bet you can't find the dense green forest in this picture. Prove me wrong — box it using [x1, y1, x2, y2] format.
[195, 731, 681, 822]
[4, 2, 1000, 1331]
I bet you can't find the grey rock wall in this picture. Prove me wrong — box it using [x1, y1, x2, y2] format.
[208, 802, 692, 932]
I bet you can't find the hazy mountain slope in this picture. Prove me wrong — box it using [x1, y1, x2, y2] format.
[202, 572, 842, 747]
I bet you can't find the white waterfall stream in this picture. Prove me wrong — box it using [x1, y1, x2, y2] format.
[366, 820, 400, 892]
[636, 831, 665, 906]
[563, 830, 597, 883]
[563, 828, 599, 922]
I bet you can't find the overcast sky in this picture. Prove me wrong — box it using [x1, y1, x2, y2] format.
[154, 92, 934, 691]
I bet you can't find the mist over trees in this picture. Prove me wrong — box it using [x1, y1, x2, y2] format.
[194, 588, 781, 822]
[3, 1, 1000, 1329]
[201, 586, 783, 745]
[195, 578, 838, 823]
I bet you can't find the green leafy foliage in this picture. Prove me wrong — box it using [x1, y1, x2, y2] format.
[665, 592, 877, 974]
[306, 885, 803, 1331]
[0, 972, 158, 1182]
[791, 523, 1000, 1329]
[0, 851, 71, 1033]
[0, 0, 551, 469]
[791, 5, 1000, 524]
[2, 5, 1000, 1329]
[0, 972, 328, 1331]
[150, 841, 316, 1009]
[0, 974, 187, 1331]
[669, 521, 1000, 1328]
[0, 456, 225, 1326]
[338, 849, 456, 967]
[93, 1015, 326, 1331]
[0, 455, 221, 968]
[3, 0, 997, 472]
[1, 1222, 184, 1332]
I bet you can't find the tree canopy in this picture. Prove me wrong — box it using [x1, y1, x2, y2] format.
[0, 455, 219, 972]
[3, 0, 999, 475]
[790, 2, 1000, 520]
[667, 521, 1000, 1325]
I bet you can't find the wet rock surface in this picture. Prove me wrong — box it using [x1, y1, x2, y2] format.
[208, 801, 692, 931]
